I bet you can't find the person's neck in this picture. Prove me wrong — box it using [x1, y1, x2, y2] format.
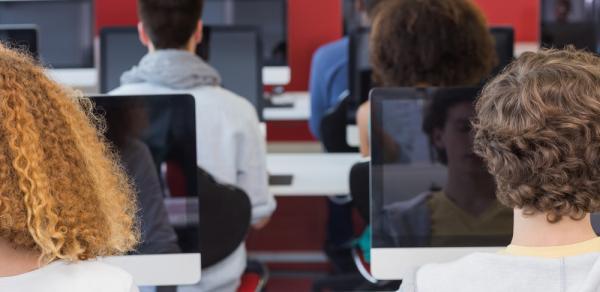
[0, 238, 41, 277]
[511, 210, 598, 247]
[147, 40, 197, 54]
[444, 170, 497, 216]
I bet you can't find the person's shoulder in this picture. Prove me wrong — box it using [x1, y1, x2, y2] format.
[383, 192, 432, 215]
[313, 37, 349, 62]
[412, 253, 501, 291]
[192, 86, 258, 119]
[52, 260, 136, 291]
[109, 83, 169, 96]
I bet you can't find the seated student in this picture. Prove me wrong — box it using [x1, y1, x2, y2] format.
[110, 0, 276, 290]
[308, 0, 385, 273]
[308, 0, 383, 140]
[378, 92, 513, 247]
[0, 46, 138, 291]
[350, 0, 497, 248]
[355, 0, 497, 157]
[401, 48, 600, 292]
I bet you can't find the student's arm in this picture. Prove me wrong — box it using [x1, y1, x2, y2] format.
[357, 101, 371, 157]
[235, 111, 277, 226]
[309, 47, 329, 140]
[122, 140, 180, 254]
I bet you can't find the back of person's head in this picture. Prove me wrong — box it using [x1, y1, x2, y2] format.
[137, 0, 204, 49]
[474, 47, 600, 223]
[370, 0, 497, 87]
[0, 45, 138, 263]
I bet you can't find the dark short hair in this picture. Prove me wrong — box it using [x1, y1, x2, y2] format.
[137, 0, 204, 49]
[423, 91, 475, 164]
[370, 0, 497, 87]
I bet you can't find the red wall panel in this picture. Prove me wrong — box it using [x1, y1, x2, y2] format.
[474, 0, 539, 42]
[286, 0, 343, 91]
[96, 0, 138, 32]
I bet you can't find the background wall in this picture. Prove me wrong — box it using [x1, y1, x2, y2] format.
[96, 0, 540, 91]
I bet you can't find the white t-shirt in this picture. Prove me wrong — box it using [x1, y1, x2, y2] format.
[0, 260, 138, 292]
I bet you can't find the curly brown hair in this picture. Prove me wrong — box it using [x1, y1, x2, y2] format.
[0, 45, 138, 263]
[370, 0, 497, 86]
[473, 47, 600, 223]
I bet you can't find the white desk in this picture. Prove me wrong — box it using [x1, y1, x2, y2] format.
[47, 68, 98, 94]
[515, 42, 539, 56]
[346, 125, 359, 147]
[263, 91, 310, 121]
[267, 153, 364, 196]
[47, 66, 292, 94]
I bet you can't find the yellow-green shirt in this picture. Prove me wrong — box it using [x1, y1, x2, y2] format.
[428, 191, 513, 246]
[504, 237, 600, 258]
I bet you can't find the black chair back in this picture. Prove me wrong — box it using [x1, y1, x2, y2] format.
[320, 94, 359, 153]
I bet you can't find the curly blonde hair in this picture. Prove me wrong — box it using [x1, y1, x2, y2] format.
[0, 45, 138, 263]
[473, 47, 600, 222]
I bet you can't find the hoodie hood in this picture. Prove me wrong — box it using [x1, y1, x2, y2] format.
[120, 49, 221, 90]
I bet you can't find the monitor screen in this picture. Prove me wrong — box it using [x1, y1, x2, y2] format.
[0, 25, 38, 59]
[348, 27, 515, 108]
[370, 87, 513, 248]
[489, 27, 515, 75]
[99, 26, 263, 120]
[204, 0, 287, 66]
[99, 27, 147, 93]
[0, 0, 94, 68]
[348, 27, 372, 111]
[541, 0, 598, 51]
[91, 94, 201, 286]
[342, 0, 359, 35]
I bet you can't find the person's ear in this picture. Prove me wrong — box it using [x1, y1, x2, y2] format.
[432, 128, 446, 150]
[137, 22, 151, 48]
[193, 20, 203, 44]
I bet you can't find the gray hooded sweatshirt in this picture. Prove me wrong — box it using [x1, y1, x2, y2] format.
[400, 252, 600, 292]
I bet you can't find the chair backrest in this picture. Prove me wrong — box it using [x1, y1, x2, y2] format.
[198, 167, 252, 268]
[349, 161, 370, 224]
[320, 94, 359, 153]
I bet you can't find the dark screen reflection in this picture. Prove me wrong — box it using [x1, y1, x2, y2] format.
[92, 95, 198, 254]
[371, 88, 513, 248]
[0, 27, 38, 59]
[541, 0, 597, 52]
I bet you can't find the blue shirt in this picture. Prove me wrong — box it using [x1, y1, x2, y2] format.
[309, 37, 349, 140]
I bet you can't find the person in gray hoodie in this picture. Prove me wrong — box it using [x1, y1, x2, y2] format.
[400, 47, 600, 292]
[109, 0, 276, 291]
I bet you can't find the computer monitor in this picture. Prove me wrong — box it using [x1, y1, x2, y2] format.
[0, 24, 38, 59]
[91, 94, 201, 286]
[540, 0, 598, 51]
[0, 0, 94, 68]
[99, 26, 264, 120]
[204, 0, 287, 66]
[370, 87, 513, 280]
[348, 27, 516, 109]
[489, 27, 515, 75]
[348, 27, 372, 112]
